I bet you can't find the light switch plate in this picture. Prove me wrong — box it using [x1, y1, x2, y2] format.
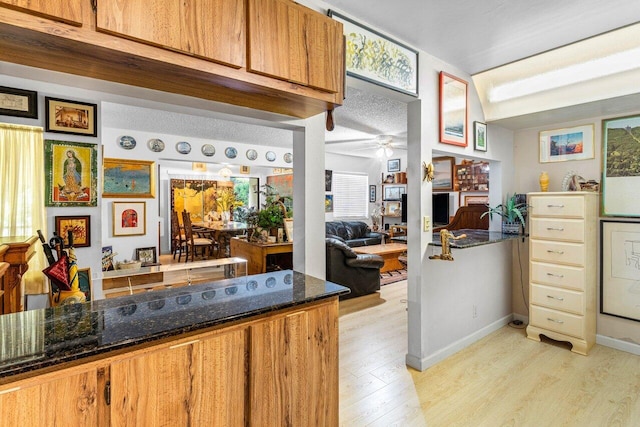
[423, 216, 430, 232]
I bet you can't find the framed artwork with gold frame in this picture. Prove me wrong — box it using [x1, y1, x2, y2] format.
[44, 140, 98, 207]
[103, 158, 155, 198]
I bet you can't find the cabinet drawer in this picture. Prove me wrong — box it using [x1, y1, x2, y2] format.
[529, 196, 584, 218]
[530, 262, 585, 291]
[531, 284, 583, 315]
[530, 306, 584, 339]
[530, 218, 584, 242]
[531, 240, 584, 266]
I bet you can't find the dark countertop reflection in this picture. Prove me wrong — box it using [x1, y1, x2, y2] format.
[0, 271, 348, 379]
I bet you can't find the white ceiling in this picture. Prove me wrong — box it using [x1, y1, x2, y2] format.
[321, 0, 640, 75]
[322, 1, 640, 156]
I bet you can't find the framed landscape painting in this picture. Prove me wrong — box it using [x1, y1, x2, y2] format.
[44, 140, 98, 207]
[601, 115, 640, 217]
[439, 72, 468, 147]
[103, 158, 155, 198]
[432, 156, 455, 191]
[539, 124, 594, 163]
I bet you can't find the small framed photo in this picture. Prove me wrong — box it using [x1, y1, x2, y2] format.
[369, 185, 376, 202]
[55, 215, 91, 247]
[384, 185, 405, 201]
[240, 165, 251, 174]
[539, 124, 595, 163]
[135, 247, 158, 266]
[439, 72, 468, 147]
[385, 201, 401, 216]
[432, 156, 455, 191]
[474, 121, 487, 152]
[387, 158, 401, 172]
[0, 86, 38, 118]
[103, 158, 155, 198]
[325, 170, 332, 192]
[325, 194, 333, 212]
[113, 201, 146, 236]
[45, 97, 97, 137]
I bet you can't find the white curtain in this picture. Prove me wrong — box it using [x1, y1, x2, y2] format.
[0, 123, 48, 294]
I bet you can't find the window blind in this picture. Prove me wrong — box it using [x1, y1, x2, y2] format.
[332, 172, 368, 219]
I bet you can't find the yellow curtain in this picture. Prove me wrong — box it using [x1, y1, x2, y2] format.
[0, 123, 48, 294]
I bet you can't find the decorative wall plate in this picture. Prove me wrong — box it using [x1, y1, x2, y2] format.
[284, 152, 293, 163]
[246, 149, 258, 161]
[119, 135, 136, 150]
[225, 147, 237, 159]
[266, 151, 276, 162]
[201, 144, 215, 157]
[176, 141, 191, 154]
[147, 138, 165, 152]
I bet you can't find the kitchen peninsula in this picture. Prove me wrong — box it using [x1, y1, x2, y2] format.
[0, 271, 348, 426]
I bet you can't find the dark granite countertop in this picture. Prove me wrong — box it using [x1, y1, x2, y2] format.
[429, 229, 524, 248]
[0, 271, 348, 379]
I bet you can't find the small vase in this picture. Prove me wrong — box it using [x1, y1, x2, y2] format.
[539, 171, 549, 192]
[221, 211, 230, 225]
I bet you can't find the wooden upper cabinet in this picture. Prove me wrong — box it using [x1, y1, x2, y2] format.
[248, 0, 343, 93]
[96, 0, 245, 68]
[0, 0, 84, 26]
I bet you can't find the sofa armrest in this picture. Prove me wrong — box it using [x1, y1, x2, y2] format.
[345, 254, 384, 269]
[326, 234, 346, 243]
[326, 237, 357, 258]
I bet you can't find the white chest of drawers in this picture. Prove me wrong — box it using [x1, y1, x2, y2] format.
[526, 192, 598, 355]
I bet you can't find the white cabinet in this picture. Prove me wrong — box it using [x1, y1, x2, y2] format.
[526, 192, 598, 355]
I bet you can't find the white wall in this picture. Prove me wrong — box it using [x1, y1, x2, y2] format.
[513, 114, 640, 347]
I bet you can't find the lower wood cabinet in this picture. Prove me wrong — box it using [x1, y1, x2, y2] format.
[0, 298, 338, 426]
[109, 328, 247, 427]
[0, 367, 98, 426]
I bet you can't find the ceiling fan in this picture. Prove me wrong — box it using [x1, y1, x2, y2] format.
[325, 134, 406, 158]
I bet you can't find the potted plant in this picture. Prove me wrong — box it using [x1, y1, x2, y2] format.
[480, 193, 528, 234]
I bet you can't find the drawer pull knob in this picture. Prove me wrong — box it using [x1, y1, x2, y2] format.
[547, 295, 565, 301]
[547, 204, 565, 208]
[546, 272, 564, 278]
[546, 227, 565, 231]
[547, 318, 564, 324]
[546, 250, 565, 254]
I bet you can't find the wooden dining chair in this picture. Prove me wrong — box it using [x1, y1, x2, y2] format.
[181, 211, 216, 262]
[171, 210, 187, 261]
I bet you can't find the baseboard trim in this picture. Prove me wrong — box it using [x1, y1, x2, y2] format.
[596, 334, 640, 356]
[406, 314, 513, 371]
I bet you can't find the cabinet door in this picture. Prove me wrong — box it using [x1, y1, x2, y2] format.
[109, 329, 247, 427]
[249, 300, 338, 426]
[96, 0, 245, 68]
[0, 0, 84, 25]
[0, 368, 98, 426]
[248, 0, 342, 93]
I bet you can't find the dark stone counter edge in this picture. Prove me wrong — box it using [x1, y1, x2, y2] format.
[1, 278, 349, 380]
[428, 229, 525, 249]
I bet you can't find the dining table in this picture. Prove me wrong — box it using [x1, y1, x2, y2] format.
[193, 221, 248, 257]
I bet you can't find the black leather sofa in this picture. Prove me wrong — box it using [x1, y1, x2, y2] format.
[325, 220, 383, 247]
[326, 237, 384, 299]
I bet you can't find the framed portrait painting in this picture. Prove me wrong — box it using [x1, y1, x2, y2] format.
[600, 220, 640, 322]
[539, 124, 594, 163]
[601, 115, 640, 217]
[45, 97, 97, 137]
[45, 140, 98, 207]
[55, 215, 91, 248]
[113, 201, 146, 237]
[439, 72, 468, 147]
[103, 158, 156, 198]
[0, 86, 38, 118]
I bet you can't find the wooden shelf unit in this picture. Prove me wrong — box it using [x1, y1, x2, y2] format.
[454, 161, 489, 192]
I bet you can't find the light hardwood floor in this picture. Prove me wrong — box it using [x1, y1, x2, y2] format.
[339, 281, 640, 426]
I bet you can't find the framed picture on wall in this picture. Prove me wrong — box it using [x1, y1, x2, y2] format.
[432, 156, 455, 191]
[600, 220, 640, 322]
[325, 194, 333, 212]
[135, 246, 158, 266]
[103, 158, 155, 198]
[439, 72, 468, 147]
[369, 185, 376, 202]
[113, 201, 146, 236]
[474, 121, 487, 152]
[55, 215, 91, 247]
[601, 115, 640, 217]
[325, 170, 333, 192]
[0, 86, 38, 118]
[539, 124, 594, 163]
[388, 158, 401, 172]
[45, 97, 97, 137]
[44, 140, 98, 207]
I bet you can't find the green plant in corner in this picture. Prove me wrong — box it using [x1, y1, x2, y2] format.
[480, 193, 528, 232]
